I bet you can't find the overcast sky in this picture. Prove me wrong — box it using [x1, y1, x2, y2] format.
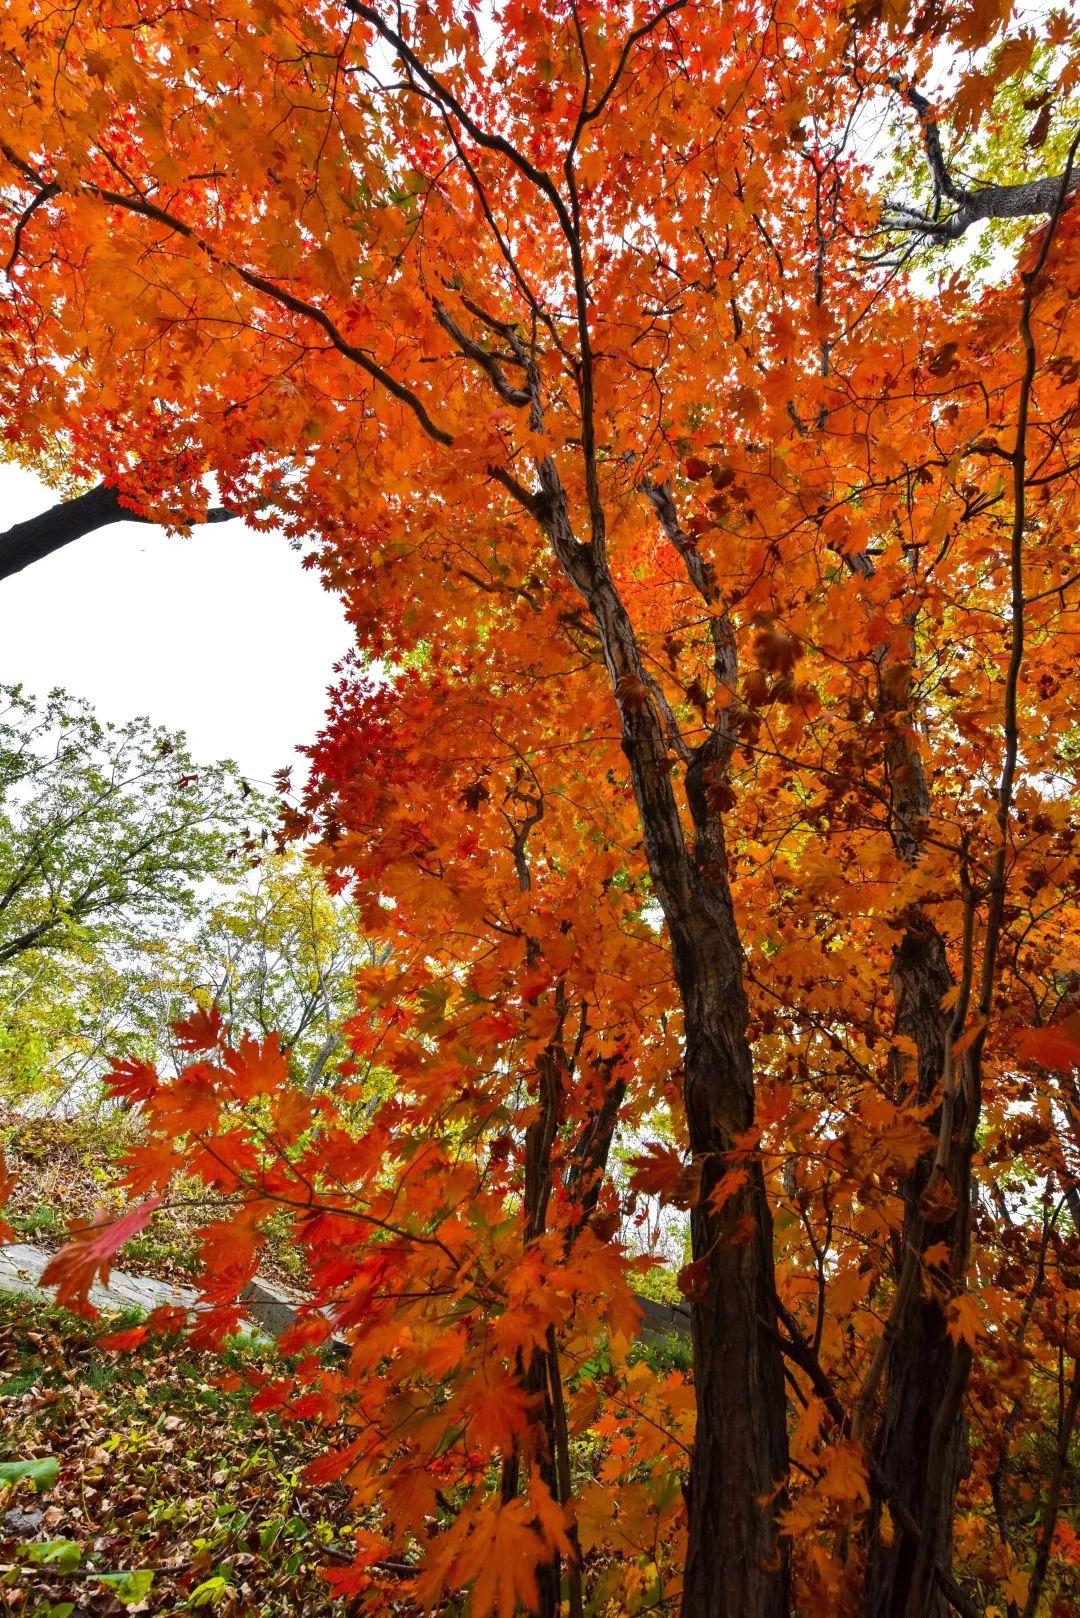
[0, 464, 352, 787]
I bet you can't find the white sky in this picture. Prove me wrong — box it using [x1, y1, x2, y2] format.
[0, 464, 352, 787]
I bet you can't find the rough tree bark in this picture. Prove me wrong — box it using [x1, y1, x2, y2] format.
[677, 741, 790, 1618]
[417, 284, 791, 1610]
[867, 145, 1077, 1615]
[856, 572, 970, 1618]
[546, 477, 791, 1618]
[867, 916, 969, 1618]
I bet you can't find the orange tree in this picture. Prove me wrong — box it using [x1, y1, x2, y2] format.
[3, 2, 1080, 1615]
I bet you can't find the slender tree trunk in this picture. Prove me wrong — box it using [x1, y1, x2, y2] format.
[675, 747, 790, 1618]
[539, 465, 790, 1618]
[677, 934, 790, 1616]
[864, 662, 971, 1616]
[866, 922, 968, 1618]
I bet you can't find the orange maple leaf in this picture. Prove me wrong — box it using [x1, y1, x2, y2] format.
[1015, 1015, 1080, 1073]
[945, 1293, 981, 1349]
[173, 1005, 225, 1053]
[628, 1142, 701, 1208]
[223, 1032, 289, 1100]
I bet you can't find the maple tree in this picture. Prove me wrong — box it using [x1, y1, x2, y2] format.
[3, 2, 1080, 1616]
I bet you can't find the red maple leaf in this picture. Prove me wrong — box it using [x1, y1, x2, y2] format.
[41, 1197, 163, 1314]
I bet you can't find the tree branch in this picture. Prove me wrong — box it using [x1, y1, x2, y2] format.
[883, 80, 1080, 241]
[0, 482, 233, 584]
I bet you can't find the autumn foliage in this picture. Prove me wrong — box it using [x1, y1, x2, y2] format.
[4, 0, 1080, 1614]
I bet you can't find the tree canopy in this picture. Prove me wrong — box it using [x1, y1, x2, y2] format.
[0, 849, 366, 1110]
[0, 683, 266, 1109]
[4, 2, 1080, 1617]
[0, 685, 255, 966]
[130, 853, 379, 1090]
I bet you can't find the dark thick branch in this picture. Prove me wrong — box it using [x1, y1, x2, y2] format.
[433, 300, 533, 406]
[642, 478, 737, 755]
[884, 80, 1079, 241]
[0, 482, 233, 584]
[4, 182, 60, 274]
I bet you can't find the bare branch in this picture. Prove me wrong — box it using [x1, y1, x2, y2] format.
[0, 483, 234, 584]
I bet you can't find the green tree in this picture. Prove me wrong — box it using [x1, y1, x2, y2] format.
[0, 684, 255, 966]
[0, 684, 266, 1109]
[129, 855, 378, 1089]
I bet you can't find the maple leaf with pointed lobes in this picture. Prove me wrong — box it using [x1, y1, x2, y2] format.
[270, 1084, 316, 1143]
[321, 1531, 396, 1598]
[707, 1166, 749, 1212]
[98, 1324, 151, 1351]
[677, 1258, 710, 1301]
[107, 1055, 160, 1105]
[818, 1441, 871, 1507]
[628, 1142, 702, 1209]
[464, 1369, 532, 1452]
[222, 1031, 289, 1100]
[6, 0, 1080, 1608]
[173, 1005, 225, 1053]
[41, 1197, 163, 1314]
[440, 1495, 570, 1618]
[945, 1293, 981, 1349]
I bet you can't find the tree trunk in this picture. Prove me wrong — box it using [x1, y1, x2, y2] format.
[857, 566, 971, 1616]
[865, 922, 969, 1618]
[677, 921, 790, 1618]
[539, 466, 790, 1618]
[672, 747, 790, 1618]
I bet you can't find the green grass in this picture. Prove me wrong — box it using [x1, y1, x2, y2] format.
[118, 1228, 199, 1274]
[9, 1203, 64, 1240]
[0, 1293, 261, 1405]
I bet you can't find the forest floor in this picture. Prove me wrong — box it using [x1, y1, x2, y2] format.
[0, 1291, 379, 1617]
[0, 1111, 689, 1616]
[0, 1112, 300, 1291]
[0, 1114, 386, 1617]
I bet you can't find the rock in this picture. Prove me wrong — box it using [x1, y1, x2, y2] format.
[635, 1293, 691, 1341]
[3, 1507, 43, 1537]
[240, 1276, 299, 1337]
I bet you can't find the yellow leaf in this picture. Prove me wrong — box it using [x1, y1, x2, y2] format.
[951, 1016, 987, 1058]
[819, 1441, 870, 1506]
[1003, 1561, 1030, 1607]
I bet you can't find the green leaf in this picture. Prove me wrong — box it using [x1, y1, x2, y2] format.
[0, 1455, 59, 1491]
[97, 1570, 155, 1606]
[258, 1518, 285, 1553]
[188, 1575, 231, 1608]
[26, 1540, 82, 1571]
[434, 1421, 464, 1458]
